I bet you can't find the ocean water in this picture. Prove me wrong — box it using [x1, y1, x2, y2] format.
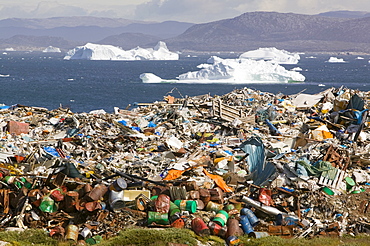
[0, 51, 369, 113]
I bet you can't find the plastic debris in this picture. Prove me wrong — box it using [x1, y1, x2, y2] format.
[0, 86, 369, 244]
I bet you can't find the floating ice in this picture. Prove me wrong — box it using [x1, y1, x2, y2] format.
[64, 41, 179, 61]
[327, 57, 346, 63]
[291, 67, 303, 71]
[141, 56, 305, 84]
[139, 73, 177, 83]
[0, 74, 10, 77]
[43, 46, 61, 53]
[239, 47, 300, 64]
[356, 57, 364, 60]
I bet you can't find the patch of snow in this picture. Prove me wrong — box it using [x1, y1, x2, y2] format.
[239, 47, 300, 64]
[64, 41, 179, 61]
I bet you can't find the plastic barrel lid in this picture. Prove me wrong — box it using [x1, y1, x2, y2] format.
[115, 177, 127, 190]
[345, 177, 356, 186]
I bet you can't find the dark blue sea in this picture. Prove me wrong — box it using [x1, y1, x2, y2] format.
[0, 51, 369, 113]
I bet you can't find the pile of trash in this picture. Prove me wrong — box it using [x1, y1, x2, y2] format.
[0, 86, 370, 245]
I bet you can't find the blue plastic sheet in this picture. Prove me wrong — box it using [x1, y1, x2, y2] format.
[240, 137, 276, 186]
[118, 120, 127, 126]
[0, 105, 10, 110]
[43, 146, 60, 157]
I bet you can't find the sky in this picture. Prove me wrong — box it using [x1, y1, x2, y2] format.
[0, 0, 370, 23]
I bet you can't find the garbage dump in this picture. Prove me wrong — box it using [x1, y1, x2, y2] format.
[0, 86, 370, 245]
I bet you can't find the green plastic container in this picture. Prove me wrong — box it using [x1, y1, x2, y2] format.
[345, 177, 356, 191]
[147, 211, 169, 225]
[212, 210, 229, 226]
[174, 200, 197, 213]
[322, 186, 334, 196]
[224, 204, 235, 212]
[39, 196, 57, 213]
[169, 201, 181, 216]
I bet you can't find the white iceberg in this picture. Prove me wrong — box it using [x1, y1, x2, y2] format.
[141, 56, 305, 84]
[139, 73, 177, 83]
[64, 41, 179, 61]
[291, 67, 303, 71]
[356, 56, 364, 60]
[239, 47, 300, 64]
[327, 57, 346, 63]
[43, 46, 61, 53]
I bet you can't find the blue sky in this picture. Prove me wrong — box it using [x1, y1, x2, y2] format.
[0, 0, 370, 22]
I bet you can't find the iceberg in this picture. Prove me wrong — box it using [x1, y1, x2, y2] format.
[141, 56, 305, 84]
[64, 41, 179, 61]
[327, 57, 346, 63]
[139, 73, 177, 83]
[43, 46, 61, 53]
[239, 47, 300, 64]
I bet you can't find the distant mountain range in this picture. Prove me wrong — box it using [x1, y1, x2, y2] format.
[166, 11, 370, 53]
[0, 11, 370, 53]
[317, 10, 370, 18]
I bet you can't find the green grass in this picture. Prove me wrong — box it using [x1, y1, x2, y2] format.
[98, 227, 198, 246]
[0, 228, 369, 246]
[239, 234, 370, 246]
[0, 229, 59, 246]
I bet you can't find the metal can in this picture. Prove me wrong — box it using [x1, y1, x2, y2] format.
[205, 201, 223, 212]
[226, 236, 240, 246]
[147, 211, 169, 225]
[64, 191, 79, 212]
[65, 224, 79, 241]
[191, 217, 210, 236]
[226, 218, 243, 238]
[212, 210, 229, 226]
[109, 190, 125, 212]
[87, 184, 108, 201]
[208, 221, 227, 238]
[249, 231, 270, 238]
[240, 208, 259, 227]
[174, 200, 197, 213]
[155, 194, 171, 213]
[240, 215, 254, 234]
[109, 177, 127, 192]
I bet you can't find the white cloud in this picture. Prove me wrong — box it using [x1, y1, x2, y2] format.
[31, 1, 88, 18]
[133, 0, 243, 23]
[1, 0, 370, 22]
